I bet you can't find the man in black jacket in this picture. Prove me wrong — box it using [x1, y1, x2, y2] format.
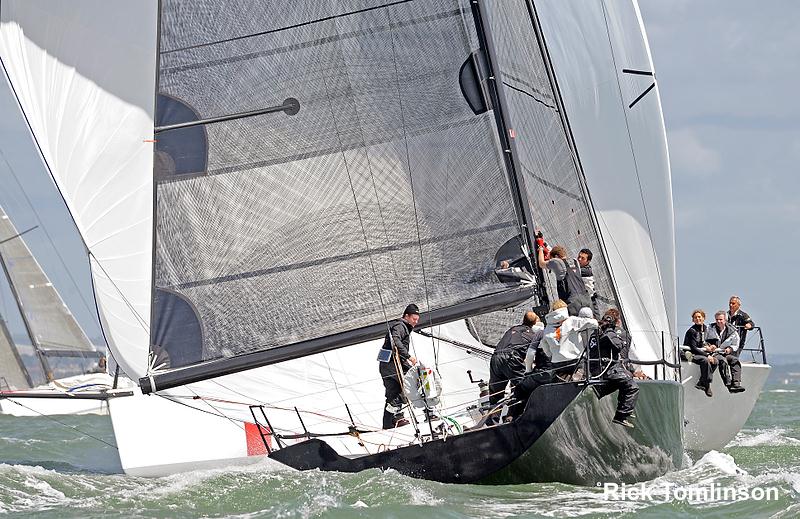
[488, 311, 543, 424]
[592, 314, 640, 428]
[727, 296, 754, 354]
[378, 304, 420, 429]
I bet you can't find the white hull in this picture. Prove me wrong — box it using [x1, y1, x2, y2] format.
[682, 362, 771, 452]
[0, 373, 132, 417]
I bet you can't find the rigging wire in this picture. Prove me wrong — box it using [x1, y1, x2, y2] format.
[0, 148, 98, 325]
[0, 398, 118, 449]
[317, 65, 394, 418]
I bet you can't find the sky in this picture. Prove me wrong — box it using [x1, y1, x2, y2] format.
[0, 0, 796, 359]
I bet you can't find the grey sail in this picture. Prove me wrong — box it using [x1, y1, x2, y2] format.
[148, 0, 544, 388]
[0, 206, 98, 379]
[467, 0, 621, 346]
[0, 310, 32, 390]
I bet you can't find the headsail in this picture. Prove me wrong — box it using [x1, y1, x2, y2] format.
[533, 0, 676, 361]
[0, 1, 159, 380]
[467, 0, 624, 344]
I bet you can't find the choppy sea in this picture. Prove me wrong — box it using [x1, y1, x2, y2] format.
[1, 369, 798, 518]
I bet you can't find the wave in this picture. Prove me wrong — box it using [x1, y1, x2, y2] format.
[729, 427, 800, 447]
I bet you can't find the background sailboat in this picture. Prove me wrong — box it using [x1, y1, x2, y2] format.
[0, 205, 130, 416]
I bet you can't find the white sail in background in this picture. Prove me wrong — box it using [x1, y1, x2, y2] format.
[535, 0, 676, 363]
[0, 1, 158, 380]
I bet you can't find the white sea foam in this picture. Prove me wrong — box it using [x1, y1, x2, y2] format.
[729, 427, 800, 447]
[693, 450, 747, 476]
[768, 389, 797, 393]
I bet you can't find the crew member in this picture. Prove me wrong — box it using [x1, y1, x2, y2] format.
[707, 310, 745, 393]
[727, 295, 754, 353]
[378, 304, 419, 429]
[488, 311, 543, 424]
[684, 309, 718, 397]
[593, 314, 640, 428]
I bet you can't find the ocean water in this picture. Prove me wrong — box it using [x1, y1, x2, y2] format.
[1, 376, 798, 518]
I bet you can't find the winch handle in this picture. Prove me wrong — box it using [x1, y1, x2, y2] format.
[466, 370, 484, 385]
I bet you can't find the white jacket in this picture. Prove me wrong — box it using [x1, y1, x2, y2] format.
[539, 307, 598, 363]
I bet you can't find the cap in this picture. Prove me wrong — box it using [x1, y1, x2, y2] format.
[403, 304, 420, 316]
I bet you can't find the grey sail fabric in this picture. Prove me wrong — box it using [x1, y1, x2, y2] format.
[152, 0, 536, 371]
[0, 208, 97, 355]
[468, 0, 621, 345]
[0, 312, 32, 390]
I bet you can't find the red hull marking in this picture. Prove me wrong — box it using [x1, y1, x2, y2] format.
[244, 422, 272, 456]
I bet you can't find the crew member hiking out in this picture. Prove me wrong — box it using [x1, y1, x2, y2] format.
[592, 313, 640, 428]
[487, 311, 543, 425]
[378, 304, 419, 429]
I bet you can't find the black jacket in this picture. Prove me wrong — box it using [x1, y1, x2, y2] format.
[598, 328, 625, 359]
[379, 319, 414, 376]
[728, 310, 753, 331]
[683, 324, 708, 356]
[495, 324, 543, 356]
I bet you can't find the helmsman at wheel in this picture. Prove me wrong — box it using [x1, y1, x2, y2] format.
[378, 304, 420, 429]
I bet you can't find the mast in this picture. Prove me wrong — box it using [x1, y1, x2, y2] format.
[470, 0, 540, 273]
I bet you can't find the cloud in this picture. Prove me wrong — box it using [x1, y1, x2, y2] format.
[667, 128, 721, 177]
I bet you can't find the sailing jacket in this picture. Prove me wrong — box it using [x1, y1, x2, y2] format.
[728, 309, 753, 352]
[379, 319, 414, 376]
[495, 324, 544, 356]
[706, 323, 740, 353]
[540, 307, 598, 363]
[683, 324, 709, 356]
